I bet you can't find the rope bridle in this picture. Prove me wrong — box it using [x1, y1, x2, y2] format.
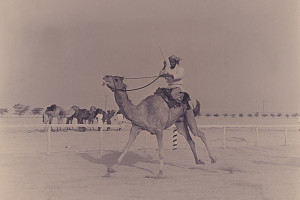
[112, 75, 161, 92]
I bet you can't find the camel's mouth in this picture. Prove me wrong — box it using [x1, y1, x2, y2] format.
[102, 81, 109, 86]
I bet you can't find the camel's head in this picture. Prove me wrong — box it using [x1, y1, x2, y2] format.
[71, 105, 79, 110]
[102, 75, 127, 91]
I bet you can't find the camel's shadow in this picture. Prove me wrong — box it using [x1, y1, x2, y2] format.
[79, 150, 210, 176]
[79, 150, 157, 175]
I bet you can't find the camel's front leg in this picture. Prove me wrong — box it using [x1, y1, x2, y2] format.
[155, 130, 164, 177]
[185, 109, 216, 164]
[107, 125, 141, 173]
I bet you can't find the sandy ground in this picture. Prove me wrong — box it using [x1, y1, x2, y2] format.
[0, 117, 300, 200]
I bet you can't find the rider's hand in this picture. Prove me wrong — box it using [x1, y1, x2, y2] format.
[159, 69, 166, 77]
[163, 61, 167, 69]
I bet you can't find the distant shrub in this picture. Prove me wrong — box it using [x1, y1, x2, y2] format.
[262, 114, 268, 117]
[205, 113, 211, 117]
[213, 114, 219, 117]
[223, 113, 228, 117]
[239, 113, 243, 118]
[248, 113, 253, 117]
[0, 108, 9, 117]
[31, 107, 44, 116]
[13, 104, 30, 117]
[231, 114, 236, 118]
[254, 112, 259, 117]
[277, 113, 282, 117]
[285, 114, 289, 118]
[270, 113, 276, 117]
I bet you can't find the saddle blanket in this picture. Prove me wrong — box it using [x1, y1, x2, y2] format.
[154, 87, 191, 109]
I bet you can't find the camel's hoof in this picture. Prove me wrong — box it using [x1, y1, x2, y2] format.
[107, 168, 116, 173]
[210, 156, 217, 164]
[145, 172, 166, 179]
[158, 170, 163, 176]
[196, 160, 205, 165]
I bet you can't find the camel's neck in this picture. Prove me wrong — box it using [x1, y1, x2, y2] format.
[114, 90, 137, 121]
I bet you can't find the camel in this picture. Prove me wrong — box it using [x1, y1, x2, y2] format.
[43, 105, 77, 131]
[105, 110, 116, 130]
[103, 75, 216, 177]
[87, 107, 103, 131]
[71, 106, 101, 131]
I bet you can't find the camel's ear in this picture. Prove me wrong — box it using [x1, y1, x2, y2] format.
[120, 76, 124, 81]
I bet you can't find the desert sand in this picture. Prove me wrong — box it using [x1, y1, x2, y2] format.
[0, 116, 299, 200]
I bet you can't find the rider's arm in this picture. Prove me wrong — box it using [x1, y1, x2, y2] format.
[172, 67, 184, 81]
[163, 66, 184, 80]
[159, 61, 168, 77]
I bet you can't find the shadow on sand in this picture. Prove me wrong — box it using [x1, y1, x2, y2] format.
[79, 150, 219, 177]
[79, 150, 157, 175]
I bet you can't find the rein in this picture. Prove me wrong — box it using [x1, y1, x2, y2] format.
[124, 75, 159, 80]
[113, 75, 161, 92]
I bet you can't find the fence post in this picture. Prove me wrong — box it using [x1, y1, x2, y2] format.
[255, 125, 259, 146]
[284, 126, 287, 146]
[223, 127, 226, 149]
[47, 126, 51, 154]
[100, 126, 103, 156]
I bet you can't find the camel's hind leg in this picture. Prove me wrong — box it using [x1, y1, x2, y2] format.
[175, 121, 205, 165]
[185, 109, 216, 163]
[107, 125, 141, 173]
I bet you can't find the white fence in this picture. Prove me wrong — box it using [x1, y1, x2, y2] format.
[197, 124, 300, 148]
[0, 123, 299, 155]
[0, 123, 123, 155]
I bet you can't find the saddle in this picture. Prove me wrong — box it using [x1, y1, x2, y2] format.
[47, 104, 57, 111]
[154, 87, 191, 109]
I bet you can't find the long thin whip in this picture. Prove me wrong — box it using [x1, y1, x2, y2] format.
[159, 46, 165, 61]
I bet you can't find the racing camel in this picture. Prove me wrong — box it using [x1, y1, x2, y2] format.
[103, 75, 216, 177]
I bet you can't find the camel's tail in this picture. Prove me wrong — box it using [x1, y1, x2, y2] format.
[193, 100, 200, 117]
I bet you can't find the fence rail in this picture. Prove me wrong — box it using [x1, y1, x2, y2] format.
[197, 124, 300, 148]
[0, 123, 299, 155]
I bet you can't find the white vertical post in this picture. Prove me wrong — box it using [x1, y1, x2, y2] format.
[284, 126, 287, 146]
[223, 127, 226, 149]
[144, 132, 147, 152]
[47, 126, 51, 154]
[255, 125, 259, 146]
[100, 126, 103, 156]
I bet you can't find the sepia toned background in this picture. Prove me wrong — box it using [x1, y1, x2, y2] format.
[0, 0, 299, 113]
[1, 1, 300, 200]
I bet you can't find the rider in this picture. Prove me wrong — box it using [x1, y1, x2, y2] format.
[159, 55, 195, 108]
[159, 55, 184, 103]
[159, 55, 199, 135]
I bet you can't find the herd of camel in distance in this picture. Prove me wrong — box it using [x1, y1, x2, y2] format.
[42, 104, 122, 131]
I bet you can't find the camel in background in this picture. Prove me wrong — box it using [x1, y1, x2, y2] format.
[71, 106, 102, 131]
[42, 104, 77, 131]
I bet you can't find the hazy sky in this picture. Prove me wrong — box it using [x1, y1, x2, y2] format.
[0, 0, 299, 113]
